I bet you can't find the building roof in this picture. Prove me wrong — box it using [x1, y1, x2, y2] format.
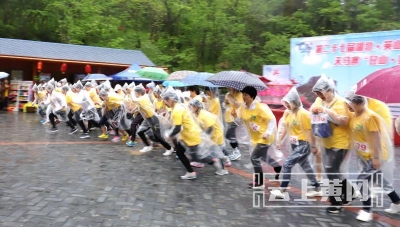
[0, 38, 155, 66]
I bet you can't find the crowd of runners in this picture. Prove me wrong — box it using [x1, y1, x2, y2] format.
[30, 75, 400, 222]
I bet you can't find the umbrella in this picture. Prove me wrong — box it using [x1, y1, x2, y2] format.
[0, 72, 9, 79]
[206, 70, 268, 91]
[82, 74, 111, 81]
[355, 65, 400, 103]
[162, 80, 187, 87]
[180, 72, 221, 87]
[136, 67, 169, 80]
[133, 77, 162, 83]
[166, 70, 196, 81]
[111, 63, 142, 80]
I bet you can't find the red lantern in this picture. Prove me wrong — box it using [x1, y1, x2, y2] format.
[60, 63, 67, 74]
[37, 61, 43, 72]
[85, 65, 91, 74]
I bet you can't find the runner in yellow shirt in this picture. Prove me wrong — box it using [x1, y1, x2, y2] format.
[133, 84, 174, 154]
[345, 93, 400, 221]
[232, 86, 282, 189]
[189, 99, 231, 168]
[124, 83, 144, 147]
[162, 88, 225, 180]
[62, 85, 79, 134]
[271, 87, 321, 198]
[98, 89, 129, 142]
[224, 88, 243, 161]
[204, 87, 222, 117]
[32, 84, 47, 123]
[310, 75, 352, 213]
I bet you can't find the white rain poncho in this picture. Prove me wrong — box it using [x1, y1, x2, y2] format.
[132, 84, 172, 138]
[73, 89, 99, 121]
[100, 89, 129, 130]
[188, 99, 225, 159]
[122, 83, 128, 91]
[91, 80, 98, 86]
[44, 84, 67, 121]
[345, 93, 395, 194]
[103, 80, 113, 93]
[162, 89, 224, 161]
[60, 78, 67, 84]
[48, 78, 56, 86]
[311, 75, 352, 180]
[277, 87, 320, 183]
[146, 81, 156, 89]
[114, 84, 122, 91]
[128, 82, 136, 89]
[233, 97, 284, 171]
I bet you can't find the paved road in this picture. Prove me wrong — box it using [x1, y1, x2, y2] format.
[0, 111, 399, 227]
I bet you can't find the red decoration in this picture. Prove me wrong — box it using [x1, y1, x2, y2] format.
[61, 63, 67, 74]
[37, 61, 43, 72]
[85, 65, 91, 74]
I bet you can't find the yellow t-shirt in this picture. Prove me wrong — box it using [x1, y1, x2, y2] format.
[66, 92, 82, 112]
[172, 104, 202, 146]
[38, 90, 46, 102]
[284, 107, 311, 142]
[138, 95, 155, 119]
[207, 97, 221, 116]
[367, 98, 392, 129]
[350, 109, 387, 160]
[55, 87, 62, 93]
[104, 93, 122, 111]
[314, 97, 350, 150]
[154, 98, 167, 114]
[197, 109, 224, 145]
[224, 92, 243, 123]
[89, 89, 101, 108]
[239, 102, 275, 145]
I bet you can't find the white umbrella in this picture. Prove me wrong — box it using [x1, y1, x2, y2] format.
[0, 72, 9, 79]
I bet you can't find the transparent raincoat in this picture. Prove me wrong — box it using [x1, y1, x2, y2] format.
[188, 99, 225, 159]
[345, 93, 395, 194]
[44, 84, 67, 121]
[277, 87, 319, 184]
[162, 88, 224, 161]
[311, 75, 352, 180]
[100, 89, 129, 130]
[233, 96, 284, 171]
[223, 90, 251, 148]
[32, 84, 46, 118]
[73, 87, 100, 122]
[131, 84, 172, 143]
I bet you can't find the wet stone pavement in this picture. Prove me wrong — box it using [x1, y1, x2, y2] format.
[0, 111, 399, 227]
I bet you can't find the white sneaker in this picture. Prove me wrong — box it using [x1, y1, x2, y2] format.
[306, 190, 323, 197]
[215, 169, 229, 176]
[163, 149, 174, 156]
[181, 172, 197, 180]
[271, 189, 285, 199]
[356, 210, 373, 222]
[229, 148, 241, 161]
[139, 146, 153, 153]
[385, 203, 400, 214]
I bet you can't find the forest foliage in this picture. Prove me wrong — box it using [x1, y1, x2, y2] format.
[1, 0, 400, 74]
